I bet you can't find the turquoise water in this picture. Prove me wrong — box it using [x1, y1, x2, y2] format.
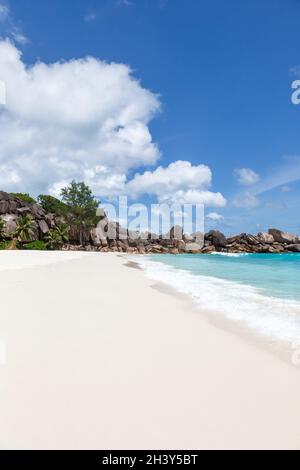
[149, 253, 300, 302]
[136, 253, 300, 345]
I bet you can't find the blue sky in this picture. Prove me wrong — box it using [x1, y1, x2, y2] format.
[0, 0, 300, 234]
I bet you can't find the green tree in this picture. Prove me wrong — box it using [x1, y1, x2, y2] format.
[45, 224, 69, 250]
[54, 224, 69, 244]
[37, 194, 68, 216]
[14, 215, 35, 243]
[10, 193, 36, 204]
[0, 218, 6, 240]
[60, 181, 99, 244]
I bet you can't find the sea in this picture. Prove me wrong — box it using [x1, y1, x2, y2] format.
[135, 253, 300, 347]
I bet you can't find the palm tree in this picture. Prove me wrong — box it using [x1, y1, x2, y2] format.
[54, 224, 69, 244]
[45, 230, 60, 250]
[0, 218, 6, 240]
[45, 224, 69, 250]
[14, 215, 35, 243]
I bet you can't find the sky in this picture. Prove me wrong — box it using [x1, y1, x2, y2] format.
[0, 0, 300, 235]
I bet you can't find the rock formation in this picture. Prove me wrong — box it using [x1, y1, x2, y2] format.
[0, 191, 55, 239]
[1, 191, 299, 254]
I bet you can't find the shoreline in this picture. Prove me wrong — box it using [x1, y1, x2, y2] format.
[127, 255, 299, 366]
[1, 251, 300, 449]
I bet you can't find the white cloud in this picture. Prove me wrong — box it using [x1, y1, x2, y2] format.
[253, 157, 300, 196]
[11, 28, 28, 44]
[0, 4, 28, 44]
[126, 161, 226, 207]
[0, 41, 226, 208]
[168, 189, 226, 207]
[232, 192, 260, 209]
[0, 164, 21, 185]
[206, 212, 223, 221]
[230, 157, 300, 211]
[0, 40, 160, 195]
[234, 168, 260, 186]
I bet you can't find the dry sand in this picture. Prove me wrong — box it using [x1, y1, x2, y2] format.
[0, 251, 300, 450]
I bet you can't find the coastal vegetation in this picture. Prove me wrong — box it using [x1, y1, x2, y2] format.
[0, 217, 5, 239]
[22, 240, 47, 250]
[0, 182, 300, 254]
[60, 180, 100, 244]
[37, 194, 68, 217]
[0, 181, 100, 250]
[45, 225, 69, 250]
[10, 193, 37, 204]
[0, 241, 10, 250]
[14, 214, 35, 244]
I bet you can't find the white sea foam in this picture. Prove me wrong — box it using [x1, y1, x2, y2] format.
[135, 256, 300, 347]
[211, 252, 249, 257]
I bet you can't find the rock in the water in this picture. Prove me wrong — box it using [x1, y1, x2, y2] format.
[243, 234, 260, 245]
[168, 225, 183, 240]
[201, 245, 215, 253]
[145, 244, 163, 253]
[268, 229, 298, 244]
[128, 229, 140, 240]
[183, 233, 194, 242]
[257, 232, 274, 244]
[183, 242, 202, 253]
[205, 230, 227, 248]
[286, 244, 300, 252]
[191, 231, 204, 244]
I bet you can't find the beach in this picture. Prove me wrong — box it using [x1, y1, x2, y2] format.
[1, 251, 300, 450]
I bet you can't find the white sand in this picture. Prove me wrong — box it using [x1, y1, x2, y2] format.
[0, 251, 300, 450]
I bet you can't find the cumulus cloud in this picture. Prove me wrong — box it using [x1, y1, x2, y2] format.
[0, 40, 160, 195]
[206, 212, 223, 221]
[0, 41, 226, 209]
[234, 168, 260, 186]
[126, 161, 226, 207]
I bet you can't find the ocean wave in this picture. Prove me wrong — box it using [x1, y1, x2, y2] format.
[211, 252, 250, 257]
[134, 256, 300, 347]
